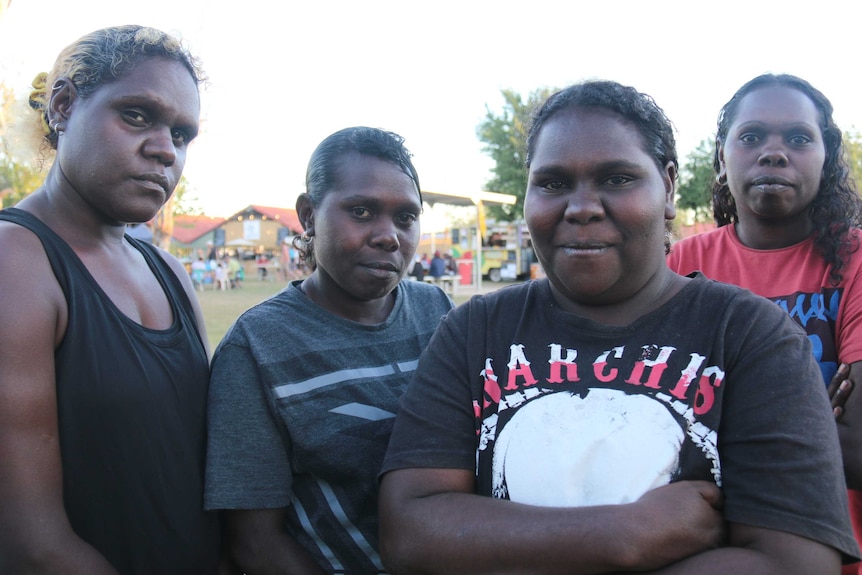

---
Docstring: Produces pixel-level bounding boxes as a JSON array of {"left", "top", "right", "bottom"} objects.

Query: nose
[
  {"left": 757, "top": 136, "right": 788, "bottom": 167},
  {"left": 564, "top": 184, "right": 605, "bottom": 224},
  {"left": 142, "top": 127, "right": 177, "bottom": 167},
  {"left": 370, "top": 219, "right": 400, "bottom": 252}
]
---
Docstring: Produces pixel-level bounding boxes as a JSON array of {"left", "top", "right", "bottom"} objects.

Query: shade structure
[
  {"left": 226, "top": 238, "right": 257, "bottom": 247},
  {"left": 420, "top": 190, "right": 518, "bottom": 291}
]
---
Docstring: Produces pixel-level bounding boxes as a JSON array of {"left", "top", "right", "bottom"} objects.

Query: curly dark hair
[
  {"left": 713, "top": 73, "right": 861, "bottom": 285},
  {"left": 525, "top": 80, "right": 678, "bottom": 253}
]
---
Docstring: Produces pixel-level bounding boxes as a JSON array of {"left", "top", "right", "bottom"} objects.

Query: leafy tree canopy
[
  {"left": 0, "top": 83, "right": 47, "bottom": 207},
  {"left": 171, "top": 176, "right": 204, "bottom": 216},
  {"left": 675, "top": 137, "right": 717, "bottom": 223},
  {"left": 844, "top": 130, "right": 862, "bottom": 189},
  {"left": 476, "top": 87, "right": 555, "bottom": 222}
]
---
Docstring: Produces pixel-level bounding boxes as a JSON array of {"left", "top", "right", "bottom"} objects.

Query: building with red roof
[
  {"left": 172, "top": 214, "right": 226, "bottom": 249},
  {"left": 218, "top": 205, "right": 303, "bottom": 253},
  {"left": 125, "top": 205, "right": 303, "bottom": 262}
]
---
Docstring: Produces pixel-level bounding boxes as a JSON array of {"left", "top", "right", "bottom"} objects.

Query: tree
[
  {"left": 0, "top": 153, "right": 46, "bottom": 208},
  {"left": 675, "top": 137, "right": 717, "bottom": 224},
  {"left": 171, "top": 176, "right": 204, "bottom": 216},
  {"left": 0, "top": 83, "right": 47, "bottom": 207},
  {"left": 152, "top": 176, "right": 204, "bottom": 250},
  {"left": 476, "top": 87, "right": 555, "bottom": 223},
  {"left": 844, "top": 130, "right": 862, "bottom": 190}
]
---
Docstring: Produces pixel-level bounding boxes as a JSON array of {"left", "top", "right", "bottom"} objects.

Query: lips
[
  {"left": 134, "top": 173, "right": 170, "bottom": 193},
  {"left": 561, "top": 240, "right": 612, "bottom": 250},
  {"left": 751, "top": 175, "right": 793, "bottom": 187},
  {"left": 364, "top": 261, "right": 399, "bottom": 273}
]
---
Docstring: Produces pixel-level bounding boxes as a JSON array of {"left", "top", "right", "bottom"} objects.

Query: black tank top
[{"left": 0, "top": 208, "right": 219, "bottom": 574}]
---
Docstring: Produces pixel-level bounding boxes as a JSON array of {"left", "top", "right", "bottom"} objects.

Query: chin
[
  {"left": 117, "top": 200, "right": 165, "bottom": 224},
  {"left": 355, "top": 283, "right": 399, "bottom": 303}
]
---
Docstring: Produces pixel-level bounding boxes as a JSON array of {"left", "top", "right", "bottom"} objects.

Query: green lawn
[
  {"left": 197, "top": 279, "right": 287, "bottom": 350},
  {"left": 197, "top": 278, "right": 484, "bottom": 350}
]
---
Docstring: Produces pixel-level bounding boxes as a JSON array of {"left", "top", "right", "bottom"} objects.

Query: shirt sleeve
[
  {"left": 204, "top": 337, "right": 294, "bottom": 510},
  {"left": 718, "top": 296, "right": 860, "bottom": 560},
  {"left": 381, "top": 304, "right": 478, "bottom": 477},
  {"left": 838, "top": 247, "right": 862, "bottom": 364}
]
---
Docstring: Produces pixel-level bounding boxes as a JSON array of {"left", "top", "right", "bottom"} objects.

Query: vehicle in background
[{"left": 481, "top": 221, "right": 537, "bottom": 282}]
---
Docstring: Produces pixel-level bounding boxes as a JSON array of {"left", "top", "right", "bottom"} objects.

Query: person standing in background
[
  {"left": 215, "top": 261, "right": 229, "bottom": 290},
  {"left": 428, "top": 250, "right": 446, "bottom": 278},
  {"left": 409, "top": 255, "right": 425, "bottom": 281},
  {"left": 226, "top": 254, "right": 242, "bottom": 288},
  {"left": 192, "top": 256, "right": 207, "bottom": 291}
]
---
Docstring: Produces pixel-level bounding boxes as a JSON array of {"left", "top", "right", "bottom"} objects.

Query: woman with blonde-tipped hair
[{"left": 0, "top": 26, "right": 220, "bottom": 574}]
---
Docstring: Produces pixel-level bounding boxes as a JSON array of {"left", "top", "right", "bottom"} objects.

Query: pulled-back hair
[
  {"left": 28, "top": 25, "right": 204, "bottom": 150},
  {"left": 526, "top": 80, "right": 678, "bottom": 253},
  {"left": 713, "top": 74, "right": 861, "bottom": 284},
  {"left": 526, "top": 80, "right": 678, "bottom": 174},
  {"left": 295, "top": 126, "right": 421, "bottom": 269}
]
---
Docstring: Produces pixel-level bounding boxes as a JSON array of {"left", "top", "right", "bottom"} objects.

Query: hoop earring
[
  {"left": 301, "top": 231, "right": 313, "bottom": 244},
  {"left": 715, "top": 174, "right": 727, "bottom": 186}
]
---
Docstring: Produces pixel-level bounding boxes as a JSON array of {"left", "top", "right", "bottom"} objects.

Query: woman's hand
[{"left": 827, "top": 363, "right": 853, "bottom": 421}]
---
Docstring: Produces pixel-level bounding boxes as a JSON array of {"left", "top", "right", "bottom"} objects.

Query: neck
[
  {"left": 16, "top": 187, "right": 128, "bottom": 250},
  {"left": 300, "top": 273, "right": 395, "bottom": 325},
  {"left": 550, "top": 267, "right": 686, "bottom": 327},
  {"left": 734, "top": 213, "right": 814, "bottom": 250}
]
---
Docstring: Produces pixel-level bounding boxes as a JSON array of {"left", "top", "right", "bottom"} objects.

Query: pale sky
[{"left": 2, "top": 0, "right": 861, "bottom": 219}]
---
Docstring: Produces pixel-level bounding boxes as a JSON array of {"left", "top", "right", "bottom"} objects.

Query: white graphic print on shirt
[{"left": 476, "top": 341, "right": 722, "bottom": 507}]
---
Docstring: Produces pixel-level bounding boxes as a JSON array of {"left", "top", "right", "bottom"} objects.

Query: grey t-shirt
[{"left": 205, "top": 279, "right": 453, "bottom": 574}]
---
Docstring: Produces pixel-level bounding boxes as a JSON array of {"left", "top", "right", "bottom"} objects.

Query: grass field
[
  {"left": 197, "top": 278, "right": 491, "bottom": 350},
  {"left": 196, "top": 279, "right": 286, "bottom": 349}
]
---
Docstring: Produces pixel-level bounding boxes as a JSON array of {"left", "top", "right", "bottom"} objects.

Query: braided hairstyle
[{"left": 713, "top": 74, "right": 861, "bottom": 285}]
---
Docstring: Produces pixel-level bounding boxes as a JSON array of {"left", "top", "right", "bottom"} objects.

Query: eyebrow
[
  {"left": 113, "top": 94, "right": 200, "bottom": 134},
  {"left": 733, "top": 120, "right": 819, "bottom": 131},
  {"left": 531, "top": 159, "right": 647, "bottom": 174},
  {"left": 338, "top": 194, "right": 422, "bottom": 211}
]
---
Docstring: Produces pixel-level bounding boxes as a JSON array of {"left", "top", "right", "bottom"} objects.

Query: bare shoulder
[
  {"left": 0, "top": 219, "right": 66, "bottom": 440},
  {"left": 0, "top": 220, "right": 64, "bottom": 310},
  {"left": 143, "top": 241, "right": 182, "bottom": 268},
  {"left": 0, "top": 223, "right": 81, "bottom": 571},
  {"left": 0, "top": 218, "right": 47, "bottom": 256}
]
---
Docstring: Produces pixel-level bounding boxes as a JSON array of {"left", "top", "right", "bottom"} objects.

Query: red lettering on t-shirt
[
  {"left": 669, "top": 353, "right": 707, "bottom": 400},
  {"left": 694, "top": 365, "right": 724, "bottom": 415},
  {"left": 504, "top": 344, "right": 538, "bottom": 390},
  {"left": 547, "top": 343, "right": 579, "bottom": 384},
  {"left": 594, "top": 346, "right": 624, "bottom": 383},
  {"left": 481, "top": 358, "right": 502, "bottom": 409},
  {"left": 625, "top": 345, "right": 676, "bottom": 389}
]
